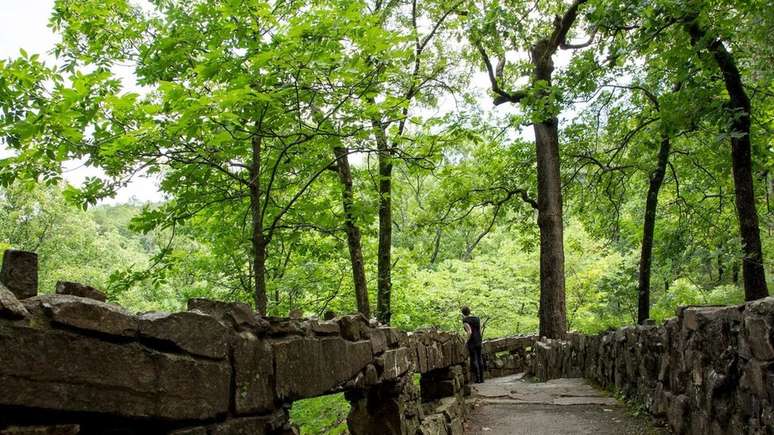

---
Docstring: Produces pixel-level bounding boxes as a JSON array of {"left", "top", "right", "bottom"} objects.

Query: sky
[{"left": 0, "top": 0, "right": 164, "bottom": 204}]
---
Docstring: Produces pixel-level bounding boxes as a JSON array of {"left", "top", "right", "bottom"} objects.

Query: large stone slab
[
  {"left": 139, "top": 311, "right": 229, "bottom": 359},
  {"left": 338, "top": 314, "right": 369, "bottom": 341},
  {"left": 0, "top": 250, "right": 37, "bottom": 299},
  {"left": 274, "top": 337, "right": 372, "bottom": 400},
  {"left": 681, "top": 305, "right": 741, "bottom": 332},
  {"left": 382, "top": 347, "right": 411, "bottom": 380},
  {"left": 0, "top": 283, "right": 28, "bottom": 319},
  {"left": 55, "top": 281, "right": 106, "bottom": 302},
  {"left": 369, "top": 327, "right": 387, "bottom": 355},
  {"left": 233, "top": 332, "right": 275, "bottom": 414},
  {"left": 187, "top": 298, "right": 265, "bottom": 333},
  {"left": 0, "top": 322, "right": 230, "bottom": 420},
  {"left": 483, "top": 336, "right": 536, "bottom": 354},
  {"left": 26, "top": 294, "right": 137, "bottom": 338},
  {"left": 743, "top": 315, "right": 774, "bottom": 361},
  {"left": 310, "top": 320, "right": 340, "bottom": 336}
]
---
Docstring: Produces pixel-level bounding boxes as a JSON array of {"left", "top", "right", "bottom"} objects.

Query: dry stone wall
[
  {"left": 481, "top": 335, "right": 536, "bottom": 378},
  {"left": 529, "top": 300, "right": 774, "bottom": 434},
  {"left": 0, "top": 250, "right": 470, "bottom": 435}
]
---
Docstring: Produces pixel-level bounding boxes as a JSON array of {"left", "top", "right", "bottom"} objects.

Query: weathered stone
[
  {"left": 209, "top": 416, "right": 270, "bottom": 435},
  {"left": 365, "top": 364, "right": 379, "bottom": 385},
  {"left": 266, "top": 317, "right": 306, "bottom": 336},
  {"left": 274, "top": 337, "right": 372, "bottom": 400},
  {"left": 55, "top": 281, "right": 106, "bottom": 302},
  {"left": 380, "top": 327, "right": 402, "bottom": 348},
  {"left": 0, "top": 250, "right": 37, "bottom": 299},
  {"left": 233, "top": 331, "right": 275, "bottom": 414},
  {"left": 747, "top": 297, "right": 774, "bottom": 316},
  {"left": 0, "top": 283, "right": 28, "bottom": 319},
  {"left": 369, "top": 327, "right": 387, "bottom": 355},
  {"left": 415, "top": 342, "right": 428, "bottom": 373},
  {"left": 139, "top": 311, "right": 228, "bottom": 359},
  {"left": 0, "top": 322, "right": 230, "bottom": 420},
  {"left": 682, "top": 305, "right": 741, "bottom": 332},
  {"left": 382, "top": 347, "right": 411, "bottom": 380},
  {"left": 310, "top": 320, "right": 340, "bottom": 336},
  {"left": 667, "top": 394, "right": 690, "bottom": 434},
  {"left": 483, "top": 336, "right": 535, "bottom": 354},
  {"left": 740, "top": 359, "right": 772, "bottom": 399},
  {"left": 339, "top": 314, "right": 367, "bottom": 341},
  {"left": 417, "top": 415, "right": 446, "bottom": 435},
  {"left": 0, "top": 426, "right": 80, "bottom": 435},
  {"left": 27, "top": 294, "right": 136, "bottom": 338},
  {"left": 744, "top": 315, "right": 774, "bottom": 360},
  {"left": 187, "top": 298, "right": 259, "bottom": 332}
]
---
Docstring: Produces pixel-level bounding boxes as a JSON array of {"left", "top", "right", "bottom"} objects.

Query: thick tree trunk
[
  {"left": 250, "top": 135, "right": 268, "bottom": 314},
  {"left": 476, "top": 0, "right": 588, "bottom": 338},
  {"left": 532, "top": 43, "right": 567, "bottom": 340},
  {"left": 333, "top": 146, "right": 370, "bottom": 318},
  {"left": 686, "top": 20, "right": 768, "bottom": 300},
  {"left": 373, "top": 121, "right": 392, "bottom": 324},
  {"left": 637, "top": 135, "right": 671, "bottom": 324},
  {"left": 533, "top": 119, "right": 567, "bottom": 339}
]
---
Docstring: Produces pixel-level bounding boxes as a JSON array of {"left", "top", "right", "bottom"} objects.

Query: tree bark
[
  {"left": 638, "top": 135, "right": 670, "bottom": 324},
  {"left": 249, "top": 135, "right": 268, "bottom": 314},
  {"left": 476, "top": 0, "right": 589, "bottom": 338},
  {"left": 373, "top": 120, "right": 392, "bottom": 324},
  {"left": 532, "top": 41, "right": 567, "bottom": 340},
  {"left": 685, "top": 20, "right": 768, "bottom": 300},
  {"left": 333, "top": 146, "right": 370, "bottom": 318}
]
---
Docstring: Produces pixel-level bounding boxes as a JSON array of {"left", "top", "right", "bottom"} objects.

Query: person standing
[{"left": 461, "top": 306, "right": 484, "bottom": 383}]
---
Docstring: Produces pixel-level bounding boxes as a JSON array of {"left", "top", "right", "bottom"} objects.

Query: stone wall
[
  {"left": 0, "top": 250, "right": 470, "bottom": 434},
  {"left": 529, "top": 299, "right": 774, "bottom": 434},
  {"left": 481, "top": 335, "right": 536, "bottom": 378}
]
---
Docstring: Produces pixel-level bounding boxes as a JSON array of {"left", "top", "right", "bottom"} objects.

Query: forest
[{"left": 0, "top": 0, "right": 771, "bottom": 354}]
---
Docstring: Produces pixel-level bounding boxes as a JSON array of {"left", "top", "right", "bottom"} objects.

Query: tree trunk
[
  {"left": 637, "top": 135, "right": 670, "bottom": 324},
  {"left": 333, "top": 146, "right": 370, "bottom": 318},
  {"left": 250, "top": 135, "right": 268, "bottom": 314},
  {"left": 429, "top": 227, "right": 442, "bottom": 265},
  {"left": 532, "top": 42, "right": 567, "bottom": 340},
  {"left": 373, "top": 121, "right": 393, "bottom": 324},
  {"left": 686, "top": 20, "right": 768, "bottom": 301},
  {"left": 477, "top": 0, "right": 587, "bottom": 338}
]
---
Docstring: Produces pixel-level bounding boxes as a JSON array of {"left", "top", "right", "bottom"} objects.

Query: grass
[{"left": 290, "top": 393, "right": 350, "bottom": 435}]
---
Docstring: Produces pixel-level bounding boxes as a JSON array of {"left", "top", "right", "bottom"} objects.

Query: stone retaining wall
[
  {"left": 0, "top": 250, "right": 470, "bottom": 434},
  {"left": 481, "top": 335, "right": 536, "bottom": 378},
  {"left": 529, "top": 299, "right": 774, "bottom": 434}
]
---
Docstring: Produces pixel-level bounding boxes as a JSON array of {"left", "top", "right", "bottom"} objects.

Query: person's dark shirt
[{"left": 463, "top": 315, "right": 482, "bottom": 347}]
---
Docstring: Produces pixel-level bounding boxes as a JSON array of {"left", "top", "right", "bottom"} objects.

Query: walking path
[{"left": 464, "top": 374, "right": 668, "bottom": 435}]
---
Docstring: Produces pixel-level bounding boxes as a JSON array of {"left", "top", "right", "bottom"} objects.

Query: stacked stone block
[
  {"left": 0, "top": 250, "right": 471, "bottom": 435},
  {"left": 481, "top": 335, "right": 536, "bottom": 378},
  {"left": 529, "top": 300, "right": 774, "bottom": 434}
]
